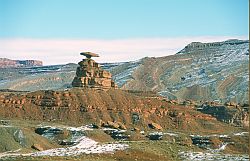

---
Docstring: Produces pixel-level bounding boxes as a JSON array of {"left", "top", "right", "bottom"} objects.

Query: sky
[{"left": 0, "top": 0, "right": 249, "bottom": 65}]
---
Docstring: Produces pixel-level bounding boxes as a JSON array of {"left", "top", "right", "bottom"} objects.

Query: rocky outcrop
[
  {"left": 104, "top": 129, "right": 130, "bottom": 140},
  {"left": 100, "top": 120, "right": 127, "bottom": 130},
  {"left": 0, "top": 58, "right": 43, "bottom": 68},
  {"left": 148, "top": 122, "right": 163, "bottom": 130},
  {"left": 198, "top": 103, "right": 249, "bottom": 127},
  {"left": 72, "top": 52, "right": 117, "bottom": 90},
  {"left": 147, "top": 132, "right": 163, "bottom": 140},
  {"left": 31, "top": 144, "right": 44, "bottom": 151},
  {"left": 0, "top": 88, "right": 239, "bottom": 133}
]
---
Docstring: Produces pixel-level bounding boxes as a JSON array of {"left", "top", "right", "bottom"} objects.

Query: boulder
[
  {"left": 104, "top": 129, "right": 130, "bottom": 140},
  {"left": 169, "top": 100, "right": 178, "bottom": 104},
  {"left": 57, "top": 129, "right": 70, "bottom": 140},
  {"left": 117, "top": 122, "right": 127, "bottom": 130},
  {"left": 225, "top": 102, "right": 237, "bottom": 107},
  {"left": 132, "top": 127, "right": 140, "bottom": 131},
  {"left": 147, "top": 132, "right": 163, "bottom": 140},
  {"left": 31, "top": 144, "right": 44, "bottom": 151},
  {"left": 107, "top": 121, "right": 120, "bottom": 129},
  {"left": 148, "top": 122, "right": 163, "bottom": 130}
]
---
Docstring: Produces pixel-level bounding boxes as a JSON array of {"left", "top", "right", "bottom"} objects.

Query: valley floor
[{"left": 0, "top": 119, "right": 248, "bottom": 161}]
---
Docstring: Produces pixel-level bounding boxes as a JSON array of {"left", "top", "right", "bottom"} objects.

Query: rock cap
[{"left": 80, "top": 52, "right": 100, "bottom": 58}]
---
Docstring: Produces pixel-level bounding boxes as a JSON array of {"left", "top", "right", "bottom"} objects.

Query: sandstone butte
[{"left": 72, "top": 52, "right": 117, "bottom": 90}]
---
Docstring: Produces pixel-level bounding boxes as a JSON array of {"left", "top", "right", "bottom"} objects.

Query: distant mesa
[
  {"left": 0, "top": 58, "right": 43, "bottom": 68},
  {"left": 72, "top": 52, "right": 117, "bottom": 90},
  {"left": 177, "top": 39, "right": 249, "bottom": 54}
]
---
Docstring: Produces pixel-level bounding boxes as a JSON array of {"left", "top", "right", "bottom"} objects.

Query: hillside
[
  {"left": 0, "top": 88, "right": 248, "bottom": 160},
  {"left": 111, "top": 39, "right": 249, "bottom": 104},
  {"left": 0, "top": 39, "right": 248, "bottom": 104},
  {"left": 0, "top": 88, "right": 248, "bottom": 130}
]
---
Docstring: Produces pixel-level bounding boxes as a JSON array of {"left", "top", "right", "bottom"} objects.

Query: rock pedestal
[{"left": 72, "top": 52, "right": 117, "bottom": 90}]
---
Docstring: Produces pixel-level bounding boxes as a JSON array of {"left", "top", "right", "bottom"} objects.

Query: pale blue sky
[
  {"left": 0, "top": 0, "right": 248, "bottom": 39},
  {"left": 0, "top": 0, "right": 248, "bottom": 64}
]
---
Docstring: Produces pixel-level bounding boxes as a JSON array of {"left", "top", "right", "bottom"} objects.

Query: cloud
[{"left": 0, "top": 36, "right": 248, "bottom": 65}]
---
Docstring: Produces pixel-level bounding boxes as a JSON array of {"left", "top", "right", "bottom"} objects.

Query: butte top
[{"left": 72, "top": 52, "right": 117, "bottom": 90}]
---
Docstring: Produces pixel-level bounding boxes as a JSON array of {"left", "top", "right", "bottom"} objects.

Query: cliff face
[
  {"left": 198, "top": 103, "right": 249, "bottom": 128},
  {"left": 0, "top": 58, "right": 43, "bottom": 68}
]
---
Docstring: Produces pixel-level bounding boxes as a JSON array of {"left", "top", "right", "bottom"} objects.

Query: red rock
[
  {"left": 31, "top": 144, "right": 44, "bottom": 151},
  {"left": 72, "top": 52, "right": 117, "bottom": 90},
  {"left": 148, "top": 122, "right": 163, "bottom": 130}
]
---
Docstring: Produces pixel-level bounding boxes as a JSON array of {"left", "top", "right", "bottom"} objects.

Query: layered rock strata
[{"left": 72, "top": 52, "right": 117, "bottom": 90}]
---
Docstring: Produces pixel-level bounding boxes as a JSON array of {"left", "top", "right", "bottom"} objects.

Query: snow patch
[
  {"left": 0, "top": 125, "right": 129, "bottom": 159},
  {"left": 233, "top": 132, "right": 249, "bottom": 136},
  {"left": 179, "top": 151, "right": 249, "bottom": 161},
  {"left": 31, "top": 136, "right": 128, "bottom": 156}
]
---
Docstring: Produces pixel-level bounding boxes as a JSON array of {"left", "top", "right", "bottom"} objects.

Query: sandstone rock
[
  {"left": 230, "top": 102, "right": 237, "bottom": 107},
  {"left": 15, "top": 105, "right": 22, "bottom": 109},
  {"left": 63, "top": 93, "right": 70, "bottom": 97},
  {"left": 225, "top": 102, "right": 237, "bottom": 107},
  {"left": 58, "top": 129, "right": 70, "bottom": 140},
  {"left": 3, "top": 99, "right": 9, "bottom": 103},
  {"left": 242, "top": 113, "right": 249, "bottom": 127},
  {"left": 183, "top": 99, "right": 195, "bottom": 105},
  {"left": 200, "top": 104, "right": 249, "bottom": 127},
  {"left": 148, "top": 122, "right": 163, "bottom": 130},
  {"left": 169, "top": 100, "right": 178, "bottom": 104},
  {"left": 31, "top": 144, "right": 44, "bottom": 151},
  {"left": 107, "top": 121, "right": 120, "bottom": 129},
  {"left": 132, "top": 127, "right": 140, "bottom": 131},
  {"left": 80, "top": 52, "right": 99, "bottom": 58},
  {"left": 117, "top": 122, "right": 127, "bottom": 130},
  {"left": 72, "top": 52, "right": 117, "bottom": 90},
  {"left": 20, "top": 99, "right": 25, "bottom": 104},
  {"left": 99, "top": 120, "right": 106, "bottom": 127}
]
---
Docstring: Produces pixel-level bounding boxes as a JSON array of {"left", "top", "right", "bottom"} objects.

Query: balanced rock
[
  {"left": 80, "top": 52, "right": 99, "bottom": 58},
  {"left": 72, "top": 52, "right": 117, "bottom": 90}
]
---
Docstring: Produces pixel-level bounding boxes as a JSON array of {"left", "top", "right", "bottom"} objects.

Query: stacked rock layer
[{"left": 72, "top": 54, "right": 117, "bottom": 90}]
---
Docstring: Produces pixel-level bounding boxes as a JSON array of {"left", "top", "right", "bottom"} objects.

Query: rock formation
[{"left": 72, "top": 52, "right": 117, "bottom": 90}]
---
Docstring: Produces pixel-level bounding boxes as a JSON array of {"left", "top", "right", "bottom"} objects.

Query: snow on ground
[
  {"left": 31, "top": 136, "right": 128, "bottom": 156},
  {"left": 190, "top": 134, "right": 230, "bottom": 138},
  {"left": 178, "top": 151, "right": 249, "bottom": 161},
  {"left": 164, "top": 132, "right": 179, "bottom": 137},
  {"left": 180, "top": 131, "right": 249, "bottom": 161},
  {"left": 233, "top": 132, "right": 249, "bottom": 136},
  {"left": 0, "top": 125, "right": 129, "bottom": 159}
]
